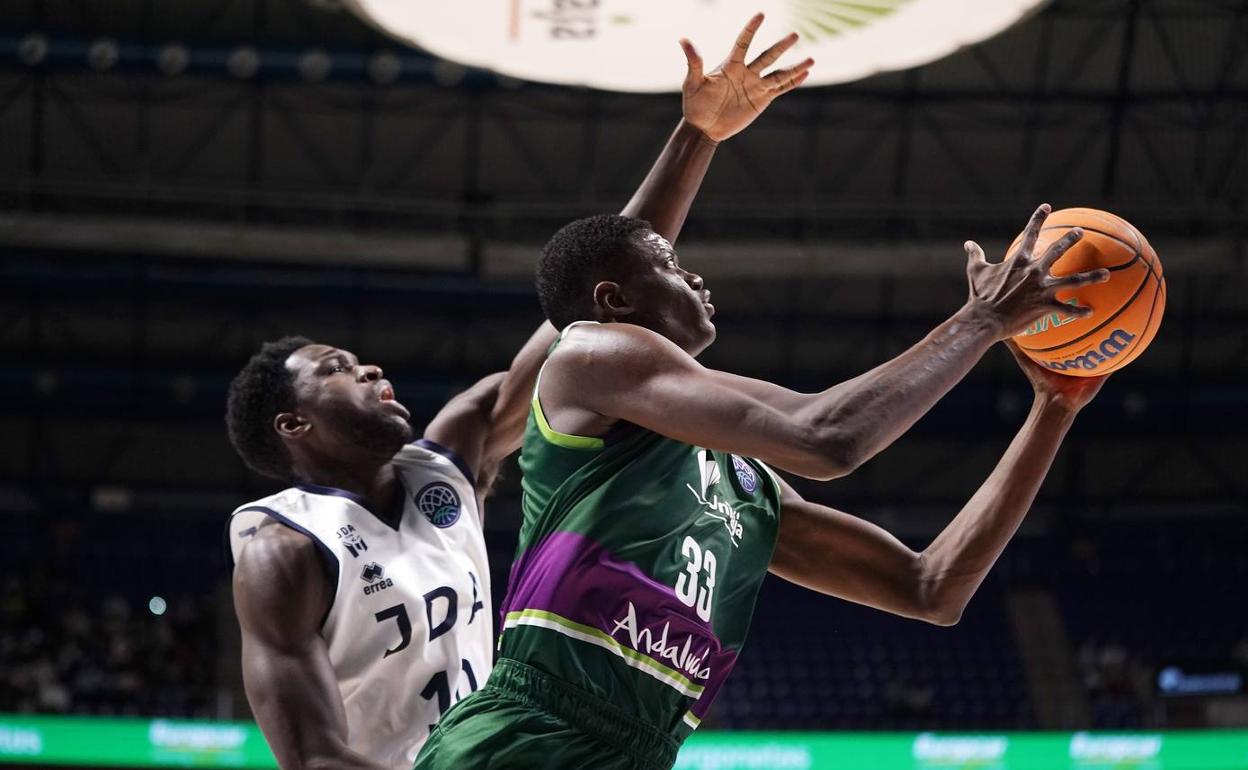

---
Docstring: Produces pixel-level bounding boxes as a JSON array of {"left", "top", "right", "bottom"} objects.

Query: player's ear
[
  {"left": 592, "top": 280, "right": 635, "bottom": 320},
  {"left": 274, "top": 411, "right": 312, "bottom": 440}
]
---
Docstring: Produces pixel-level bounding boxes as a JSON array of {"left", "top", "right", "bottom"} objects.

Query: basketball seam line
[
  {"left": 1035, "top": 224, "right": 1141, "bottom": 271},
  {"left": 1098, "top": 272, "right": 1165, "bottom": 374},
  {"left": 1020, "top": 270, "right": 1157, "bottom": 354}
]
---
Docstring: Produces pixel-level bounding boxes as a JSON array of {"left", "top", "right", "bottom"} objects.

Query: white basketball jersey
[{"left": 228, "top": 440, "right": 492, "bottom": 770}]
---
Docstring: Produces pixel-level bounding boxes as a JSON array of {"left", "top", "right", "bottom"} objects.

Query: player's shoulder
[
  {"left": 554, "top": 321, "right": 686, "bottom": 376},
  {"left": 394, "top": 439, "right": 476, "bottom": 490},
  {"left": 233, "top": 518, "right": 321, "bottom": 583},
  {"left": 230, "top": 486, "right": 304, "bottom": 520},
  {"left": 227, "top": 486, "right": 330, "bottom": 571}
]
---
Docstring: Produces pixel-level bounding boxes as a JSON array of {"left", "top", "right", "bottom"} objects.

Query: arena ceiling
[
  {"left": 0, "top": 1, "right": 1244, "bottom": 521},
  {"left": 0, "top": 0, "right": 1244, "bottom": 276}
]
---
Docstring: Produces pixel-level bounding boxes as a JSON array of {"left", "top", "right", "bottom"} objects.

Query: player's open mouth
[
  {"left": 700, "top": 291, "right": 714, "bottom": 318},
  {"left": 377, "top": 382, "right": 396, "bottom": 402}
]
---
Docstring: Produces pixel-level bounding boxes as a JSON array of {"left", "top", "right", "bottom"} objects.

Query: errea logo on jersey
[
  {"left": 361, "top": 562, "right": 394, "bottom": 596},
  {"left": 688, "top": 450, "right": 744, "bottom": 547}
]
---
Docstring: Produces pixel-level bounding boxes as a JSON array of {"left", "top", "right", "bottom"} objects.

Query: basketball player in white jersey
[{"left": 224, "top": 16, "right": 813, "bottom": 770}]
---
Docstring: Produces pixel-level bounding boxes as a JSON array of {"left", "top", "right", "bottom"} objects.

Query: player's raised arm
[
  {"left": 543, "top": 205, "right": 1109, "bottom": 480},
  {"left": 233, "top": 525, "right": 388, "bottom": 770},
  {"left": 622, "top": 12, "right": 813, "bottom": 241},
  {"left": 422, "top": 15, "right": 813, "bottom": 492},
  {"left": 767, "top": 342, "right": 1107, "bottom": 625}
]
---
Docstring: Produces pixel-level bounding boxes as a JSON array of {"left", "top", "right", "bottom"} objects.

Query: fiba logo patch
[
  {"left": 731, "top": 456, "right": 758, "bottom": 494},
  {"left": 417, "top": 482, "right": 461, "bottom": 528}
]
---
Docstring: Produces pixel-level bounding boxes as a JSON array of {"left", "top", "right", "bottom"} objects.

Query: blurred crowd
[{"left": 0, "top": 515, "right": 219, "bottom": 718}]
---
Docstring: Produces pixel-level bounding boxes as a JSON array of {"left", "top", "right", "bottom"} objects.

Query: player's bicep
[
  {"left": 586, "top": 353, "right": 825, "bottom": 476},
  {"left": 233, "top": 530, "right": 349, "bottom": 768},
  {"left": 768, "top": 478, "right": 929, "bottom": 621}
]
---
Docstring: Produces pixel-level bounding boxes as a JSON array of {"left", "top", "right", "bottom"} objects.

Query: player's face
[
  {"left": 621, "top": 231, "right": 716, "bottom": 356},
  {"left": 284, "top": 345, "right": 413, "bottom": 458}
]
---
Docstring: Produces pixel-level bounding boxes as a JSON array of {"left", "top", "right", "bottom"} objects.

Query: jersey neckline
[{"left": 296, "top": 476, "right": 407, "bottom": 531}]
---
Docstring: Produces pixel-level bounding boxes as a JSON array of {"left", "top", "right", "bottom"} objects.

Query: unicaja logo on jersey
[
  {"left": 417, "top": 482, "right": 461, "bottom": 528},
  {"left": 689, "top": 450, "right": 744, "bottom": 547}
]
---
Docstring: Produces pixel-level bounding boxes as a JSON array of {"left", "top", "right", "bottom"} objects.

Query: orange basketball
[{"left": 1010, "top": 207, "right": 1166, "bottom": 377}]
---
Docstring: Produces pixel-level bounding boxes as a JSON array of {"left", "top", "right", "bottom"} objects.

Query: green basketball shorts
[{"left": 413, "top": 658, "right": 679, "bottom": 770}]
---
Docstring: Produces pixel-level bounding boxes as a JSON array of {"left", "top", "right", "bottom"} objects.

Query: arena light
[
  {"left": 156, "top": 42, "right": 190, "bottom": 76},
  {"left": 366, "top": 50, "right": 402, "bottom": 84},
  {"left": 16, "top": 33, "right": 48, "bottom": 66},
  {"left": 431, "top": 59, "right": 467, "bottom": 88},
  {"left": 227, "top": 46, "right": 261, "bottom": 80},
  {"left": 86, "top": 37, "right": 120, "bottom": 72},
  {"left": 339, "top": 0, "right": 1048, "bottom": 92},
  {"left": 297, "top": 48, "right": 333, "bottom": 82}
]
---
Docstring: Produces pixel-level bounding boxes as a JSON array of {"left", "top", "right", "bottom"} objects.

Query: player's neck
[{"left": 294, "top": 458, "right": 400, "bottom": 517}]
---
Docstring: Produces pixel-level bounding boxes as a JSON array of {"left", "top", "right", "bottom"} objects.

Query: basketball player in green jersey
[{"left": 414, "top": 23, "right": 1111, "bottom": 770}]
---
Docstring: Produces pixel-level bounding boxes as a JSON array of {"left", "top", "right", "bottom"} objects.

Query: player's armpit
[
  {"left": 482, "top": 322, "right": 559, "bottom": 472},
  {"left": 422, "top": 323, "right": 558, "bottom": 496},
  {"left": 765, "top": 476, "right": 954, "bottom": 626},
  {"left": 233, "top": 526, "right": 386, "bottom": 770},
  {"left": 421, "top": 372, "right": 506, "bottom": 490}
]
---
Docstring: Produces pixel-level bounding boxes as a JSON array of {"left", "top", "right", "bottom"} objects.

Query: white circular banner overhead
[{"left": 342, "top": 0, "right": 1049, "bottom": 93}]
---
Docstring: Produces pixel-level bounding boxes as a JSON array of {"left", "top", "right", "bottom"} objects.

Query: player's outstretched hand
[
  {"left": 964, "top": 203, "right": 1111, "bottom": 340},
  {"left": 1005, "top": 339, "right": 1108, "bottom": 413},
  {"left": 680, "top": 13, "right": 814, "bottom": 143}
]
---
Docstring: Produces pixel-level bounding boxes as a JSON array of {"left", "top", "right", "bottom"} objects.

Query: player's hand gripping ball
[{"left": 1011, "top": 208, "right": 1166, "bottom": 377}]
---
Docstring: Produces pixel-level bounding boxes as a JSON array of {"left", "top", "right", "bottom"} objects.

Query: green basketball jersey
[{"left": 497, "top": 322, "right": 784, "bottom": 741}]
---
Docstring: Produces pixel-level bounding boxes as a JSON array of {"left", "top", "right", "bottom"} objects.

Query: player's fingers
[
  {"left": 1052, "top": 267, "right": 1110, "bottom": 290},
  {"left": 965, "top": 240, "right": 988, "bottom": 267},
  {"left": 1018, "top": 203, "right": 1052, "bottom": 260},
  {"left": 1049, "top": 298, "right": 1094, "bottom": 318},
  {"left": 749, "top": 31, "right": 798, "bottom": 72},
  {"left": 764, "top": 57, "right": 814, "bottom": 89},
  {"left": 1039, "top": 228, "right": 1084, "bottom": 270},
  {"left": 680, "top": 38, "right": 703, "bottom": 83},
  {"left": 730, "top": 13, "right": 765, "bottom": 64},
  {"left": 771, "top": 68, "right": 810, "bottom": 96}
]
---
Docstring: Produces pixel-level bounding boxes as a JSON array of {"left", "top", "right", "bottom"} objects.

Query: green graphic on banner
[
  {"left": 789, "top": 0, "right": 912, "bottom": 42},
  {"left": 0, "top": 716, "right": 275, "bottom": 767},
  {"left": 2, "top": 715, "right": 1247, "bottom": 769}
]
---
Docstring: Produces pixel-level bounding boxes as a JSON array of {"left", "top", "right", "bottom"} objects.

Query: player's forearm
[
  {"left": 913, "top": 396, "right": 1077, "bottom": 625},
  {"left": 619, "top": 119, "right": 718, "bottom": 243},
  {"left": 803, "top": 304, "right": 999, "bottom": 476},
  {"left": 247, "top": 671, "right": 387, "bottom": 770},
  {"left": 488, "top": 322, "right": 558, "bottom": 456},
  {"left": 251, "top": 692, "right": 386, "bottom": 770}
]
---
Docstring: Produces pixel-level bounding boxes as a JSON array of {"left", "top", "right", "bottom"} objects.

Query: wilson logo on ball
[{"left": 1042, "top": 329, "right": 1136, "bottom": 373}]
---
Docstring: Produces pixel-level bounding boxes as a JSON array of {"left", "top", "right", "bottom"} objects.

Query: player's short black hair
[
  {"left": 536, "top": 214, "right": 652, "bottom": 330},
  {"left": 226, "top": 336, "right": 314, "bottom": 481}
]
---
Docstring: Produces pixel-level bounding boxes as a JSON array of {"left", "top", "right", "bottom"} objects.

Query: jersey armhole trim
[
  {"left": 531, "top": 355, "right": 605, "bottom": 452},
  {"left": 235, "top": 505, "right": 339, "bottom": 630},
  {"left": 412, "top": 438, "right": 477, "bottom": 489},
  {"left": 532, "top": 393, "right": 606, "bottom": 451}
]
